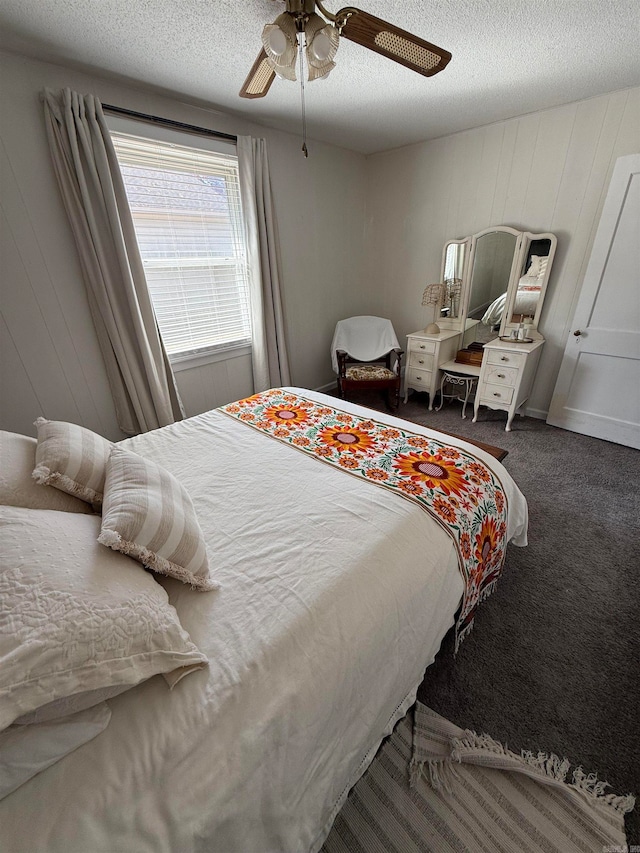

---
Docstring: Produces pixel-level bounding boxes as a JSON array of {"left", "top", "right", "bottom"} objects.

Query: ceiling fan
[{"left": 240, "top": 0, "right": 452, "bottom": 99}]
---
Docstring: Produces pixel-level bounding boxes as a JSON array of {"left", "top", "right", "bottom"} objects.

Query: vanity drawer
[
  {"left": 486, "top": 349, "right": 526, "bottom": 370},
  {"left": 408, "top": 351, "right": 434, "bottom": 371},
  {"left": 407, "top": 368, "right": 433, "bottom": 389},
  {"left": 481, "top": 383, "right": 514, "bottom": 405},
  {"left": 408, "top": 339, "right": 436, "bottom": 356},
  {"left": 485, "top": 365, "right": 519, "bottom": 386}
]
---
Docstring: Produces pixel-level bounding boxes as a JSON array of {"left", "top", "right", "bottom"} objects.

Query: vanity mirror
[
  {"left": 436, "top": 239, "right": 470, "bottom": 329},
  {"left": 500, "top": 232, "right": 557, "bottom": 336},
  {"left": 463, "top": 227, "right": 520, "bottom": 344},
  {"left": 455, "top": 226, "right": 557, "bottom": 344}
]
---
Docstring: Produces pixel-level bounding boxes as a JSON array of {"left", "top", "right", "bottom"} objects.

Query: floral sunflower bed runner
[{"left": 221, "top": 389, "right": 508, "bottom": 651}]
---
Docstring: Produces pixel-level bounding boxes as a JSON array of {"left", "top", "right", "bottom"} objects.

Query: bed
[{"left": 0, "top": 388, "right": 528, "bottom": 853}]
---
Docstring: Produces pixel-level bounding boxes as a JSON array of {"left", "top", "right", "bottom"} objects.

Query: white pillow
[
  {"left": 0, "top": 431, "right": 92, "bottom": 513},
  {"left": 32, "top": 418, "right": 113, "bottom": 509},
  {"left": 526, "top": 255, "right": 549, "bottom": 279},
  {"left": 0, "top": 506, "right": 208, "bottom": 731},
  {"left": 99, "top": 446, "right": 218, "bottom": 592},
  {"left": 0, "top": 704, "right": 111, "bottom": 801}
]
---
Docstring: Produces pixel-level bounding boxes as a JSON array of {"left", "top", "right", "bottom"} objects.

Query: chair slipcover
[{"left": 331, "top": 317, "right": 401, "bottom": 373}]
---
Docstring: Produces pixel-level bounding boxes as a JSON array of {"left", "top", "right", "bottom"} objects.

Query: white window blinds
[{"left": 111, "top": 132, "right": 251, "bottom": 359}]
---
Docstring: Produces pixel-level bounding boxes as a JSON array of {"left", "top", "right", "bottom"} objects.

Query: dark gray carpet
[{"left": 332, "top": 387, "right": 640, "bottom": 844}]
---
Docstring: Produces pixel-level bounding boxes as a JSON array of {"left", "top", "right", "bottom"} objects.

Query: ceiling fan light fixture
[
  {"left": 240, "top": 4, "right": 452, "bottom": 102},
  {"left": 307, "top": 59, "right": 336, "bottom": 81},
  {"left": 266, "top": 28, "right": 289, "bottom": 58},
  {"left": 304, "top": 14, "right": 339, "bottom": 80},
  {"left": 308, "top": 63, "right": 335, "bottom": 81},
  {"left": 310, "top": 31, "right": 331, "bottom": 62},
  {"left": 273, "top": 64, "right": 298, "bottom": 82},
  {"left": 262, "top": 13, "right": 298, "bottom": 80}
]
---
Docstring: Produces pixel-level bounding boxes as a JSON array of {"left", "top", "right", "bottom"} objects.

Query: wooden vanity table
[{"left": 405, "top": 225, "right": 557, "bottom": 430}]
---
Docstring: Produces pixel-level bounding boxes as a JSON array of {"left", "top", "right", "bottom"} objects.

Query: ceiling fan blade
[
  {"left": 239, "top": 50, "right": 276, "bottom": 99},
  {"left": 338, "top": 9, "right": 451, "bottom": 77}
]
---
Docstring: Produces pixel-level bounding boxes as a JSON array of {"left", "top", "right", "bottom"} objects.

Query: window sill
[{"left": 170, "top": 344, "right": 252, "bottom": 373}]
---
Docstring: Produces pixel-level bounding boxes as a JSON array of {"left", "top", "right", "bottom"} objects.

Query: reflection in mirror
[
  {"left": 444, "top": 277, "right": 463, "bottom": 319},
  {"left": 507, "top": 238, "right": 552, "bottom": 325},
  {"left": 467, "top": 231, "right": 517, "bottom": 342},
  {"left": 441, "top": 242, "right": 466, "bottom": 319},
  {"left": 440, "top": 227, "right": 557, "bottom": 346}
]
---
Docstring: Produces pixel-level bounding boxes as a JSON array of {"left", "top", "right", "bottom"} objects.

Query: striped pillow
[
  {"left": 98, "top": 446, "right": 217, "bottom": 591},
  {"left": 1, "top": 431, "right": 93, "bottom": 513},
  {"left": 32, "top": 419, "right": 113, "bottom": 509}
]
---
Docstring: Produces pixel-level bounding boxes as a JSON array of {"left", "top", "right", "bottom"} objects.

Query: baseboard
[
  {"left": 522, "top": 406, "right": 548, "bottom": 421},
  {"left": 314, "top": 380, "right": 338, "bottom": 393}
]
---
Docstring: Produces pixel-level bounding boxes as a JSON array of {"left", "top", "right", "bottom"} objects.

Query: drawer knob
[
  {"left": 493, "top": 392, "right": 501, "bottom": 397},
  {"left": 497, "top": 373, "right": 505, "bottom": 378},
  {"left": 416, "top": 375, "right": 422, "bottom": 380},
  {"left": 419, "top": 345, "right": 426, "bottom": 350},
  {"left": 500, "top": 356, "right": 508, "bottom": 362},
  {"left": 418, "top": 359, "right": 424, "bottom": 364}
]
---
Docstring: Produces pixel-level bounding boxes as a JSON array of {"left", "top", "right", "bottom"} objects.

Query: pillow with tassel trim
[
  {"left": 32, "top": 418, "right": 112, "bottom": 509},
  {"left": 1, "top": 431, "right": 92, "bottom": 513},
  {"left": 99, "top": 446, "right": 218, "bottom": 592}
]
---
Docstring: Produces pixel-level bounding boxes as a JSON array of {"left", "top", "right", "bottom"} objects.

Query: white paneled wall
[
  {"left": 173, "top": 353, "right": 254, "bottom": 418},
  {"left": 366, "top": 87, "right": 640, "bottom": 417}
]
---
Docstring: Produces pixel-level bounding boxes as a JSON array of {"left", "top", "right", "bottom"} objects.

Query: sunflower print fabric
[{"left": 221, "top": 389, "right": 508, "bottom": 651}]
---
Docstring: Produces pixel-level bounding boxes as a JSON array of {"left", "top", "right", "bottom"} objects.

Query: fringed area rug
[{"left": 321, "top": 703, "right": 635, "bottom": 853}]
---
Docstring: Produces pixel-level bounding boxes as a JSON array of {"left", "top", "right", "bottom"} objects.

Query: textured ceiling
[{"left": 1, "top": 0, "right": 639, "bottom": 154}]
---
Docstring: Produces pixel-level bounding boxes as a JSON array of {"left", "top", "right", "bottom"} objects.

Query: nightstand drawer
[
  {"left": 481, "top": 383, "right": 514, "bottom": 405},
  {"left": 407, "top": 368, "right": 433, "bottom": 389},
  {"left": 486, "top": 349, "right": 526, "bottom": 369},
  {"left": 408, "top": 339, "right": 436, "bottom": 356},
  {"left": 485, "top": 365, "right": 519, "bottom": 386},
  {"left": 408, "top": 351, "right": 434, "bottom": 371}
]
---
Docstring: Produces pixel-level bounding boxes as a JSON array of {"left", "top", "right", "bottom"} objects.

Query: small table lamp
[{"left": 422, "top": 282, "right": 447, "bottom": 334}]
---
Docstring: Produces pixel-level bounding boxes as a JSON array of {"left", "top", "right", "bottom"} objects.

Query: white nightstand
[
  {"left": 404, "top": 329, "right": 462, "bottom": 409},
  {"left": 473, "top": 338, "right": 544, "bottom": 430}
]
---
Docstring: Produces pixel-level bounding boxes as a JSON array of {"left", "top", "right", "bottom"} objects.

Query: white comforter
[
  {"left": 481, "top": 275, "right": 542, "bottom": 326},
  {"left": 0, "top": 389, "right": 528, "bottom": 853}
]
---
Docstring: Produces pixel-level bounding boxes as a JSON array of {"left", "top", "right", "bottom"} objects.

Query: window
[{"left": 110, "top": 126, "right": 251, "bottom": 363}]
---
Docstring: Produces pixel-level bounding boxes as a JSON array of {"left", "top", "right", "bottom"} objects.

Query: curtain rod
[{"left": 102, "top": 103, "right": 237, "bottom": 143}]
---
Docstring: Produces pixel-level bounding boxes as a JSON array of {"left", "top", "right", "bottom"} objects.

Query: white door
[{"left": 547, "top": 154, "right": 640, "bottom": 449}]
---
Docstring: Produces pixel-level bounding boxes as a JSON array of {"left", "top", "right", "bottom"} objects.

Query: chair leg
[{"left": 389, "top": 380, "right": 400, "bottom": 410}]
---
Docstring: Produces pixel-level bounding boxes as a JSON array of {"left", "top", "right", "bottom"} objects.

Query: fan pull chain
[{"left": 298, "top": 34, "right": 308, "bottom": 157}]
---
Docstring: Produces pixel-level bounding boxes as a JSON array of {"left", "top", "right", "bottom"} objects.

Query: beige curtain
[
  {"left": 237, "top": 136, "right": 291, "bottom": 391},
  {"left": 43, "top": 88, "right": 184, "bottom": 435}
]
